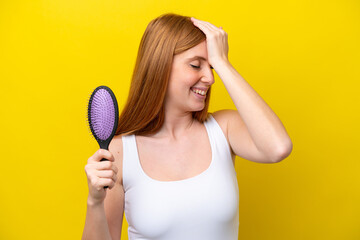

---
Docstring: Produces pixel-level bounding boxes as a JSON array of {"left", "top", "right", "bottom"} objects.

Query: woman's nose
[{"left": 201, "top": 67, "right": 215, "bottom": 85}]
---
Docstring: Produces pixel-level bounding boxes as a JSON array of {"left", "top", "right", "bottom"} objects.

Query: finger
[
  {"left": 193, "top": 19, "right": 227, "bottom": 41},
  {"left": 191, "top": 17, "right": 213, "bottom": 35},
  {"left": 203, "top": 22, "right": 226, "bottom": 35},
  {"left": 192, "top": 17, "right": 220, "bottom": 32},
  {"left": 88, "top": 149, "right": 115, "bottom": 163},
  {"left": 89, "top": 161, "right": 118, "bottom": 175},
  {"left": 94, "top": 178, "right": 115, "bottom": 191},
  {"left": 98, "top": 149, "right": 115, "bottom": 161},
  {"left": 96, "top": 170, "right": 117, "bottom": 182},
  {"left": 94, "top": 161, "right": 113, "bottom": 170},
  {"left": 199, "top": 20, "right": 220, "bottom": 32},
  {"left": 193, "top": 20, "right": 224, "bottom": 40},
  {"left": 192, "top": 20, "right": 212, "bottom": 34}
]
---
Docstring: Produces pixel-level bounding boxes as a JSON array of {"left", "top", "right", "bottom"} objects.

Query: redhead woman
[{"left": 82, "top": 13, "right": 292, "bottom": 240}]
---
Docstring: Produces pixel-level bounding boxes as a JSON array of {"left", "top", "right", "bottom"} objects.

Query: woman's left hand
[{"left": 190, "top": 17, "right": 229, "bottom": 69}]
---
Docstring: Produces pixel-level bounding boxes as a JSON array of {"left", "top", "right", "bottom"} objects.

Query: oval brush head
[{"left": 87, "top": 86, "right": 119, "bottom": 188}]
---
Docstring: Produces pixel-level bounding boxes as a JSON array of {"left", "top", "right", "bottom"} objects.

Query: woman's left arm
[{"left": 191, "top": 17, "right": 293, "bottom": 163}]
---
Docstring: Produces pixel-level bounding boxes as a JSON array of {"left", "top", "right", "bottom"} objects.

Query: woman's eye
[
  {"left": 190, "top": 64, "right": 213, "bottom": 70},
  {"left": 190, "top": 64, "right": 200, "bottom": 69}
]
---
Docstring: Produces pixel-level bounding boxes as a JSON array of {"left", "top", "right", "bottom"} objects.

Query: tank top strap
[
  {"left": 204, "top": 114, "right": 233, "bottom": 165},
  {"left": 122, "top": 134, "right": 147, "bottom": 192}
]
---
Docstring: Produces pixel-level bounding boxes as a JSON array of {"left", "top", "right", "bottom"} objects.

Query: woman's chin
[{"left": 191, "top": 103, "right": 205, "bottom": 112}]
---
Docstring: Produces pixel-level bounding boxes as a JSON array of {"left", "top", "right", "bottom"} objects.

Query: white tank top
[{"left": 122, "top": 114, "right": 239, "bottom": 240}]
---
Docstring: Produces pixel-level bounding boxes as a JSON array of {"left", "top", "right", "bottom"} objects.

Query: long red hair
[{"left": 116, "top": 13, "right": 211, "bottom": 136}]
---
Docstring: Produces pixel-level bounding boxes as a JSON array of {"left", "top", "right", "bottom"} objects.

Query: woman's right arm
[{"left": 82, "top": 136, "right": 125, "bottom": 240}]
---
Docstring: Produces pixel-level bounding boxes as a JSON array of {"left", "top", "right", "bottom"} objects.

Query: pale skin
[{"left": 82, "top": 17, "right": 293, "bottom": 240}]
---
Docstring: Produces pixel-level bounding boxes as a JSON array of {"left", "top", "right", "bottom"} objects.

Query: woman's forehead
[{"left": 176, "top": 41, "right": 207, "bottom": 56}]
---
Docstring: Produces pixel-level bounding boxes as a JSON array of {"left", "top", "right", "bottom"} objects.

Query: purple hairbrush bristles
[
  {"left": 90, "top": 89, "right": 116, "bottom": 141},
  {"left": 87, "top": 86, "right": 119, "bottom": 150}
]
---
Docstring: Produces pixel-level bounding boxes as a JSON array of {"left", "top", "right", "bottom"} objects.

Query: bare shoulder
[
  {"left": 211, "top": 109, "right": 237, "bottom": 125},
  {"left": 108, "top": 134, "right": 124, "bottom": 185},
  {"left": 211, "top": 109, "right": 238, "bottom": 139},
  {"left": 211, "top": 109, "right": 238, "bottom": 158}
]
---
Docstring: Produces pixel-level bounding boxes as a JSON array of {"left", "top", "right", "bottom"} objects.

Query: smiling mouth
[{"left": 190, "top": 87, "right": 207, "bottom": 96}]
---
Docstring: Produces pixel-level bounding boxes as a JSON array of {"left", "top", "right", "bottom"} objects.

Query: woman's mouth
[
  {"left": 191, "top": 87, "right": 207, "bottom": 99},
  {"left": 191, "top": 87, "right": 207, "bottom": 95}
]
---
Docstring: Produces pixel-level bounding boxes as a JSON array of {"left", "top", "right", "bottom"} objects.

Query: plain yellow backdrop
[{"left": 0, "top": 0, "right": 359, "bottom": 239}]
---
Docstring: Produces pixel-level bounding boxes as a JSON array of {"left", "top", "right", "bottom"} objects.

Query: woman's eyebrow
[{"left": 186, "top": 56, "right": 207, "bottom": 61}]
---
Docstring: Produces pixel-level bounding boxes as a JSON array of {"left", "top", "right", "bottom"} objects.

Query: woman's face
[{"left": 165, "top": 41, "right": 215, "bottom": 114}]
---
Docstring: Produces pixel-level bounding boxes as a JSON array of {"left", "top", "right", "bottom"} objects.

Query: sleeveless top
[{"left": 122, "top": 114, "right": 239, "bottom": 240}]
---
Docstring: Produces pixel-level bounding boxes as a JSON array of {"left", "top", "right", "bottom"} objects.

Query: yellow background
[{"left": 0, "top": 0, "right": 359, "bottom": 239}]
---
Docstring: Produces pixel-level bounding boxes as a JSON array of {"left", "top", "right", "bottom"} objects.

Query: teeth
[{"left": 192, "top": 88, "right": 206, "bottom": 96}]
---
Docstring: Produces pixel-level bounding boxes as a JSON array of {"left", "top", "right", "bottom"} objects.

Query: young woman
[{"left": 82, "top": 13, "right": 292, "bottom": 240}]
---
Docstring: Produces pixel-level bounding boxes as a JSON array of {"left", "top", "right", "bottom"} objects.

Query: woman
[{"left": 82, "top": 13, "right": 292, "bottom": 240}]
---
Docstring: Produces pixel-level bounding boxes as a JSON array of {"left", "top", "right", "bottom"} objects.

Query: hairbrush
[{"left": 87, "top": 85, "right": 119, "bottom": 189}]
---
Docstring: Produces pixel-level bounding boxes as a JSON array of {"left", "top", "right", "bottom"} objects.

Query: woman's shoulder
[
  {"left": 109, "top": 134, "right": 124, "bottom": 158},
  {"left": 210, "top": 109, "right": 237, "bottom": 130},
  {"left": 209, "top": 110, "right": 238, "bottom": 149},
  {"left": 108, "top": 134, "right": 124, "bottom": 185}
]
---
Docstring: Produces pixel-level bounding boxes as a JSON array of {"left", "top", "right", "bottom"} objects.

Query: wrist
[
  {"left": 213, "top": 59, "right": 232, "bottom": 72},
  {"left": 87, "top": 196, "right": 104, "bottom": 207}
]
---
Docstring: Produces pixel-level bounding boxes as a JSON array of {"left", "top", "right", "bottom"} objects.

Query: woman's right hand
[{"left": 84, "top": 149, "right": 118, "bottom": 205}]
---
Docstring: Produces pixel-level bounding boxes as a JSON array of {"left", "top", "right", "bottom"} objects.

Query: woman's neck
[{"left": 151, "top": 110, "right": 196, "bottom": 141}]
